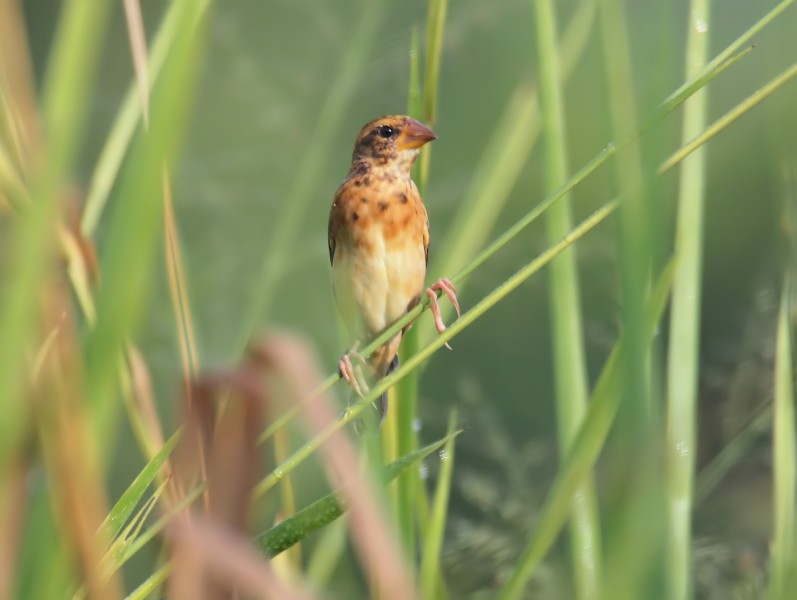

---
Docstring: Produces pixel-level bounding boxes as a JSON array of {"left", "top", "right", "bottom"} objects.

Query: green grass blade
[
  {"left": 108, "top": 483, "right": 205, "bottom": 575},
  {"left": 497, "top": 261, "right": 675, "bottom": 600},
  {"left": 419, "top": 412, "right": 458, "bottom": 600},
  {"left": 770, "top": 278, "right": 796, "bottom": 598},
  {"left": 534, "top": 0, "right": 601, "bottom": 596},
  {"left": 665, "top": 3, "right": 710, "bottom": 599},
  {"left": 256, "top": 432, "right": 460, "bottom": 557},
  {"left": 99, "top": 429, "right": 181, "bottom": 541}
]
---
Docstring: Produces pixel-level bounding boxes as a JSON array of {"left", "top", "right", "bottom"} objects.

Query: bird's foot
[
  {"left": 425, "top": 278, "right": 461, "bottom": 349},
  {"left": 338, "top": 352, "right": 369, "bottom": 397}
]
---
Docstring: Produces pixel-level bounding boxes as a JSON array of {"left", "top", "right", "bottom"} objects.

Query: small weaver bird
[{"left": 328, "top": 115, "right": 459, "bottom": 422}]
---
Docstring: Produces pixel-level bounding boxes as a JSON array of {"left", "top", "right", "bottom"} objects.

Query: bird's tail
[{"left": 376, "top": 353, "right": 400, "bottom": 421}]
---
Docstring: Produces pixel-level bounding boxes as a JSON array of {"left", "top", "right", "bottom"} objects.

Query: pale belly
[{"left": 332, "top": 236, "right": 426, "bottom": 342}]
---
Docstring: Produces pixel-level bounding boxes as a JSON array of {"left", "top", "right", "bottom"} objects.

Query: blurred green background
[{"left": 18, "top": 0, "right": 797, "bottom": 596}]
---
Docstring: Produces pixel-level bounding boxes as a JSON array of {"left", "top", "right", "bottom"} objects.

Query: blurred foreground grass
[{"left": 1, "top": 0, "right": 797, "bottom": 598}]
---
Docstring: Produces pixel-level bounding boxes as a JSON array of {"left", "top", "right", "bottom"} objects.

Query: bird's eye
[{"left": 377, "top": 125, "right": 396, "bottom": 138}]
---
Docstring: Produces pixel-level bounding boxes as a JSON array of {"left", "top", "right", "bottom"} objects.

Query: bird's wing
[
  {"left": 328, "top": 220, "right": 336, "bottom": 265},
  {"left": 328, "top": 192, "right": 341, "bottom": 265},
  {"left": 421, "top": 198, "right": 430, "bottom": 267}
]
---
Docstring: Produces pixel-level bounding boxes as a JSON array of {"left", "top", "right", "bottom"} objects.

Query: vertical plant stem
[
  {"left": 599, "top": 0, "right": 658, "bottom": 595},
  {"left": 533, "top": 0, "right": 601, "bottom": 597},
  {"left": 665, "top": 3, "right": 709, "bottom": 599},
  {"left": 420, "top": 411, "right": 457, "bottom": 600},
  {"left": 770, "top": 278, "right": 796, "bottom": 598}
]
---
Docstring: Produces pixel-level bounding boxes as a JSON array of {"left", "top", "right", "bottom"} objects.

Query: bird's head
[{"left": 350, "top": 115, "right": 437, "bottom": 177}]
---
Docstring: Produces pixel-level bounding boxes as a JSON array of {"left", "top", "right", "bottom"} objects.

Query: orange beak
[{"left": 396, "top": 119, "right": 437, "bottom": 151}]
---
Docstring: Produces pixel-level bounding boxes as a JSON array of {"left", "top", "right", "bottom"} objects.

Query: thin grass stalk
[
  {"left": 694, "top": 402, "right": 771, "bottom": 505},
  {"left": 770, "top": 278, "right": 796, "bottom": 598},
  {"left": 124, "top": 564, "right": 172, "bottom": 600},
  {"left": 237, "top": 0, "right": 386, "bottom": 350},
  {"left": 419, "top": 412, "right": 457, "bottom": 600},
  {"left": 418, "top": 0, "right": 448, "bottom": 185},
  {"left": 534, "top": 0, "right": 601, "bottom": 594},
  {"left": 665, "top": 3, "right": 710, "bottom": 599},
  {"left": 162, "top": 173, "right": 201, "bottom": 396}
]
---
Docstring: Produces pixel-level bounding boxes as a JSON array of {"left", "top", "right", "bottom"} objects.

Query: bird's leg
[
  {"left": 425, "top": 278, "right": 461, "bottom": 349},
  {"left": 338, "top": 349, "right": 369, "bottom": 397}
]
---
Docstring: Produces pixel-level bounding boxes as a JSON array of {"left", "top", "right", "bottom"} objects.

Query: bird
[{"left": 328, "top": 115, "right": 460, "bottom": 424}]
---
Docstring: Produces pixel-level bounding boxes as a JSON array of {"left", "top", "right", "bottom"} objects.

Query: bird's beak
[{"left": 396, "top": 119, "right": 437, "bottom": 151}]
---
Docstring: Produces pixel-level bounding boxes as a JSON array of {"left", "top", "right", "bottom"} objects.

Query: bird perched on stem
[{"left": 328, "top": 115, "right": 459, "bottom": 423}]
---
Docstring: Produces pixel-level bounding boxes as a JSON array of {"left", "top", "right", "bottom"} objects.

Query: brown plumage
[{"left": 328, "top": 115, "right": 459, "bottom": 420}]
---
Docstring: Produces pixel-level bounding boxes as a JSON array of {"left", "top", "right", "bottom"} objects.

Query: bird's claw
[
  {"left": 425, "top": 278, "right": 460, "bottom": 350},
  {"left": 338, "top": 353, "right": 369, "bottom": 397}
]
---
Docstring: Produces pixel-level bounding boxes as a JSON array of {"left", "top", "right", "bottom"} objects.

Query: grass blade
[
  {"left": 419, "top": 412, "right": 457, "bottom": 600},
  {"left": 665, "top": 3, "right": 710, "bottom": 599},
  {"left": 99, "top": 429, "right": 181, "bottom": 541},
  {"left": 770, "top": 278, "right": 796, "bottom": 598},
  {"left": 534, "top": 0, "right": 601, "bottom": 596}
]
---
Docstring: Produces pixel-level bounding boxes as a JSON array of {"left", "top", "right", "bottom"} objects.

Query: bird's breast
[{"left": 331, "top": 181, "right": 427, "bottom": 337}]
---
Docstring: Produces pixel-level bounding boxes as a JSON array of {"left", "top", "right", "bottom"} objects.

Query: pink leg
[
  {"left": 425, "top": 278, "right": 461, "bottom": 349},
  {"left": 338, "top": 354, "right": 366, "bottom": 397}
]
